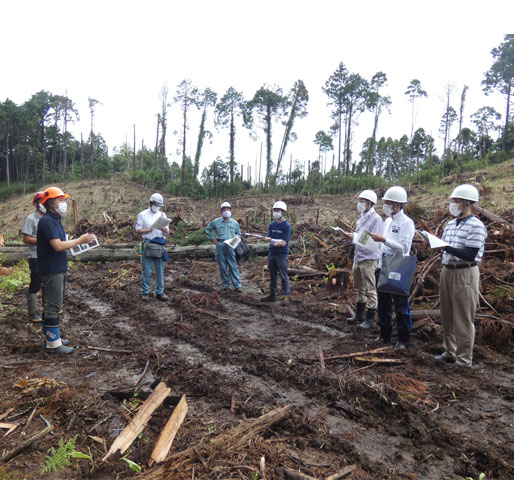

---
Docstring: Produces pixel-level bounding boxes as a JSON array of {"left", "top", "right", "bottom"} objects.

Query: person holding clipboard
[{"left": 135, "top": 193, "right": 170, "bottom": 301}]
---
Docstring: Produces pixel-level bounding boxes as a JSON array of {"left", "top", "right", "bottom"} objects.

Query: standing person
[
  {"left": 21, "top": 192, "right": 46, "bottom": 322},
  {"left": 344, "top": 190, "right": 384, "bottom": 328},
  {"left": 435, "top": 184, "right": 487, "bottom": 367},
  {"left": 135, "top": 193, "right": 170, "bottom": 301},
  {"left": 370, "top": 186, "right": 415, "bottom": 349},
  {"left": 261, "top": 201, "right": 291, "bottom": 305},
  {"left": 37, "top": 187, "right": 96, "bottom": 354},
  {"left": 205, "top": 202, "right": 242, "bottom": 292}
]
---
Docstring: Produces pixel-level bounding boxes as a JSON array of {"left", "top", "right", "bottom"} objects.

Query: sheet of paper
[
  {"left": 224, "top": 236, "right": 242, "bottom": 249},
  {"left": 245, "top": 233, "right": 265, "bottom": 238},
  {"left": 354, "top": 229, "right": 380, "bottom": 253},
  {"left": 70, "top": 236, "right": 100, "bottom": 256},
  {"left": 269, "top": 239, "right": 283, "bottom": 246},
  {"left": 331, "top": 226, "right": 351, "bottom": 235},
  {"left": 151, "top": 215, "right": 171, "bottom": 230},
  {"left": 421, "top": 230, "right": 450, "bottom": 249}
]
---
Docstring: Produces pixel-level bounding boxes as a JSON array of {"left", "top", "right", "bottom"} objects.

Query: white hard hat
[
  {"left": 150, "top": 193, "right": 164, "bottom": 205},
  {"left": 358, "top": 190, "right": 377, "bottom": 204},
  {"left": 450, "top": 184, "right": 479, "bottom": 203},
  {"left": 220, "top": 201, "right": 231, "bottom": 210},
  {"left": 382, "top": 186, "right": 408, "bottom": 203},
  {"left": 273, "top": 201, "right": 287, "bottom": 212}
]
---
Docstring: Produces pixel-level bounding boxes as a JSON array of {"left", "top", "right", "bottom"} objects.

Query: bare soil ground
[{"left": 1, "top": 166, "right": 514, "bottom": 480}]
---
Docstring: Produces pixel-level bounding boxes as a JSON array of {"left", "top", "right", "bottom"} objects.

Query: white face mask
[
  {"left": 57, "top": 202, "right": 67, "bottom": 215},
  {"left": 38, "top": 204, "right": 46, "bottom": 214},
  {"left": 222, "top": 210, "right": 231, "bottom": 219},
  {"left": 273, "top": 211, "right": 282, "bottom": 220},
  {"left": 151, "top": 205, "right": 161, "bottom": 213},
  {"left": 356, "top": 202, "right": 366, "bottom": 213},
  {"left": 383, "top": 204, "right": 394, "bottom": 217},
  {"left": 449, "top": 202, "right": 463, "bottom": 217}
]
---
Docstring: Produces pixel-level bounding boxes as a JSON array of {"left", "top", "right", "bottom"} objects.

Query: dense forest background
[{"left": 1, "top": 35, "right": 513, "bottom": 201}]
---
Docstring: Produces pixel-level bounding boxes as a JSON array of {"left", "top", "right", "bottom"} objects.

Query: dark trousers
[
  {"left": 377, "top": 290, "right": 412, "bottom": 342},
  {"left": 40, "top": 273, "right": 66, "bottom": 327},
  {"left": 28, "top": 258, "right": 42, "bottom": 294},
  {"left": 268, "top": 255, "right": 290, "bottom": 296}
]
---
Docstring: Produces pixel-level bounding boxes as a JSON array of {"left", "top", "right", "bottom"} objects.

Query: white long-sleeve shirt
[
  {"left": 382, "top": 209, "right": 415, "bottom": 256},
  {"left": 135, "top": 208, "right": 167, "bottom": 240}
]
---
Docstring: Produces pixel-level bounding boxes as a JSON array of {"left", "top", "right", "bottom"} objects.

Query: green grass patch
[{"left": 0, "top": 260, "right": 30, "bottom": 299}]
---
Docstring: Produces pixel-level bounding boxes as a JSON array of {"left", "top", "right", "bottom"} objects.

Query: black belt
[{"left": 444, "top": 262, "right": 477, "bottom": 269}]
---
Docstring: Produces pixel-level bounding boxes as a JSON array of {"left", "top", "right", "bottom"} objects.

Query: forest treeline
[{"left": 0, "top": 35, "right": 513, "bottom": 201}]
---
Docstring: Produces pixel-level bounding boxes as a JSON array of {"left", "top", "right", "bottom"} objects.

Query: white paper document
[
  {"left": 417, "top": 230, "right": 450, "bottom": 249},
  {"left": 224, "top": 236, "right": 242, "bottom": 249},
  {"left": 269, "top": 238, "right": 283, "bottom": 246},
  {"left": 151, "top": 215, "right": 172, "bottom": 230},
  {"left": 245, "top": 233, "right": 265, "bottom": 239},
  {"left": 354, "top": 229, "right": 381, "bottom": 253},
  {"left": 70, "top": 236, "right": 100, "bottom": 256}
]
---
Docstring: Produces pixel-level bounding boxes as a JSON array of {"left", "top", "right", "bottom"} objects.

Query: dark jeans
[
  {"left": 40, "top": 273, "right": 66, "bottom": 327},
  {"left": 28, "top": 258, "right": 42, "bottom": 294},
  {"left": 268, "top": 255, "right": 290, "bottom": 296},
  {"left": 377, "top": 290, "right": 412, "bottom": 342}
]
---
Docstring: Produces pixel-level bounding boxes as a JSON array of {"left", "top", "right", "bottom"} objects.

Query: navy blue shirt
[
  {"left": 267, "top": 220, "right": 291, "bottom": 256},
  {"left": 37, "top": 212, "right": 68, "bottom": 275}
]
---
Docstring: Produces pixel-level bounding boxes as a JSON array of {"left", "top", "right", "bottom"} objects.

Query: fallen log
[
  {"left": 0, "top": 240, "right": 307, "bottom": 265},
  {"left": 141, "top": 405, "right": 293, "bottom": 479},
  {"left": 103, "top": 381, "right": 171, "bottom": 462},
  {"left": 0, "top": 424, "right": 53, "bottom": 463},
  {"left": 474, "top": 205, "right": 514, "bottom": 230}
]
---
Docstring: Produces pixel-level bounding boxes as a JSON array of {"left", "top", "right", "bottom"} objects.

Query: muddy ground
[{"left": 1, "top": 250, "right": 513, "bottom": 480}]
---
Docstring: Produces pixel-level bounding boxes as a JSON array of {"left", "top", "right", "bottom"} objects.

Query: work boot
[
  {"left": 27, "top": 292, "right": 42, "bottom": 323},
  {"left": 435, "top": 352, "right": 456, "bottom": 364},
  {"left": 374, "top": 325, "right": 392, "bottom": 344},
  {"left": 260, "top": 293, "right": 276, "bottom": 302},
  {"left": 156, "top": 293, "right": 169, "bottom": 301},
  {"left": 397, "top": 328, "right": 410, "bottom": 349},
  {"left": 347, "top": 302, "right": 366, "bottom": 325},
  {"left": 358, "top": 309, "right": 376, "bottom": 329},
  {"left": 281, "top": 295, "right": 290, "bottom": 306},
  {"left": 43, "top": 323, "right": 73, "bottom": 354},
  {"left": 395, "top": 341, "right": 408, "bottom": 350},
  {"left": 141, "top": 293, "right": 150, "bottom": 301},
  {"left": 46, "top": 344, "right": 74, "bottom": 354}
]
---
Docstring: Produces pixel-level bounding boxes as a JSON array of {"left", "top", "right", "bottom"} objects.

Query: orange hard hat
[
  {"left": 32, "top": 191, "right": 44, "bottom": 204},
  {"left": 41, "top": 187, "right": 70, "bottom": 206}
]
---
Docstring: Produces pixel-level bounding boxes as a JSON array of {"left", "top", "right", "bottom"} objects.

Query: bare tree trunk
[
  {"left": 80, "top": 133, "right": 84, "bottom": 177},
  {"left": 502, "top": 83, "right": 511, "bottom": 152},
  {"left": 133, "top": 124, "right": 136, "bottom": 171},
  {"left": 5, "top": 133, "right": 10, "bottom": 187},
  {"left": 154, "top": 113, "right": 160, "bottom": 170},
  {"left": 41, "top": 117, "right": 46, "bottom": 186},
  {"left": 264, "top": 103, "right": 272, "bottom": 189},
  {"left": 229, "top": 111, "right": 235, "bottom": 186},
  {"left": 457, "top": 85, "right": 468, "bottom": 154},
  {"left": 63, "top": 97, "right": 69, "bottom": 186}
]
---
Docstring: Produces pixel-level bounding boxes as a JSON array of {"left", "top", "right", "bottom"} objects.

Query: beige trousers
[
  {"left": 352, "top": 259, "right": 379, "bottom": 310},
  {"left": 439, "top": 266, "right": 480, "bottom": 365}
]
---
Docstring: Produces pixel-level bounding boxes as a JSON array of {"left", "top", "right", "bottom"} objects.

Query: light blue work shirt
[{"left": 205, "top": 217, "right": 241, "bottom": 241}]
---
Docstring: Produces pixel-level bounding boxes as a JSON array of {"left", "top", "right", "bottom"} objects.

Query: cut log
[
  {"left": 103, "top": 381, "right": 171, "bottom": 462},
  {"left": 411, "top": 309, "right": 440, "bottom": 319},
  {"left": 473, "top": 205, "right": 514, "bottom": 230},
  {"left": 141, "top": 405, "right": 293, "bottom": 479},
  {"left": 0, "top": 240, "right": 307, "bottom": 265},
  {"left": 148, "top": 395, "right": 188, "bottom": 467}
]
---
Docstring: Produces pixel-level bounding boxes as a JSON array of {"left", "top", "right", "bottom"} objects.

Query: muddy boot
[
  {"left": 43, "top": 323, "right": 73, "bottom": 354},
  {"left": 260, "top": 293, "right": 276, "bottom": 302},
  {"left": 358, "top": 309, "right": 376, "bottom": 329},
  {"left": 395, "top": 328, "right": 410, "bottom": 350},
  {"left": 347, "top": 302, "right": 366, "bottom": 325},
  {"left": 27, "top": 292, "right": 42, "bottom": 323},
  {"left": 281, "top": 295, "right": 290, "bottom": 306}
]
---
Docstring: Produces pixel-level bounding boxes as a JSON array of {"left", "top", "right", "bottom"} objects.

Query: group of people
[
  {"left": 342, "top": 184, "right": 487, "bottom": 367},
  {"left": 22, "top": 183, "right": 486, "bottom": 366}
]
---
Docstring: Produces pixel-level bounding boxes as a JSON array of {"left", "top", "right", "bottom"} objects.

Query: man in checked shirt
[{"left": 434, "top": 184, "right": 487, "bottom": 368}]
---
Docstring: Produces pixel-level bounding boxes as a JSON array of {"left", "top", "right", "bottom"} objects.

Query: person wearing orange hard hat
[
  {"left": 37, "top": 187, "right": 96, "bottom": 354},
  {"left": 21, "top": 192, "right": 46, "bottom": 322}
]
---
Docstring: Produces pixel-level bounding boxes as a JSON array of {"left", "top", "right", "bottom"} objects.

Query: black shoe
[
  {"left": 395, "top": 341, "right": 408, "bottom": 350},
  {"left": 156, "top": 293, "right": 169, "bottom": 301},
  {"left": 260, "top": 294, "right": 276, "bottom": 302},
  {"left": 374, "top": 335, "right": 390, "bottom": 344},
  {"left": 234, "top": 288, "right": 243, "bottom": 293},
  {"left": 347, "top": 302, "right": 366, "bottom": 325},
  {"left": 435, "top": 353, "right": 456, "bottom": 364},
  {"left": 141, "top": 294, "right": 150, "bottom": 301},
  {"left": 46, "top": 344, "right": 74, "bottom": 354},
  {"left": 358, "top": 309, "right": 376, "bottom": 329}
]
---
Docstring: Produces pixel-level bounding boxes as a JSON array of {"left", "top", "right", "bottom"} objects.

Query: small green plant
[
  {"left": 121, "top": 451, "right": 141, "bottom": 472},
  {"left": 249, "top": 473, "right": 261, "bottom": 480},
  {"left": 466, "top": 474, "right": 485, "bottom": 480},
  {"left": 40, "top": 435, "right": 93, "bottom": 475},
  {"left": 128, "top": 387, "right": 140, "bottom": 410}
]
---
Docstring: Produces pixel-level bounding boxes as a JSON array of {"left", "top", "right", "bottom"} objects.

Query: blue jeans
[
  {"left": 215, "top": 242, "right": 241, "bottom": 289},
  {"left": 268, "top": 255, "right": 290, "bottom": 296},
  {"left": 141, "top": 253, "right": 164, "bottom": 295}
]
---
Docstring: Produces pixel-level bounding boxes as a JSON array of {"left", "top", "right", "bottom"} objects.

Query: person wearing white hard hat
[
  {"left": 343, "top": 190, "right": 384, "bottom": 328},
  {"left": 205, "top": 201, "right": 242, "bottom": 292},
  {"left": 434, "top": 184, "right": 487, "bottom": 367},
  {"left": 261, "top": 201, "right": 291, "bottom": 305},
  {"left": 370, "top": 186, "right": 415, "bottom": 349},
  {"left": 135, "top": 193, "right": 170, "bottom": 301}
]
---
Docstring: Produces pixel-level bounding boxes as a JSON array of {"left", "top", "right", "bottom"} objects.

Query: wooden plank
[
  {"left": 148, "top": 395, "right": 188, "bottom": 467},
  {"left": 103, "top": 381, "right": 171, "bottom": 462}
]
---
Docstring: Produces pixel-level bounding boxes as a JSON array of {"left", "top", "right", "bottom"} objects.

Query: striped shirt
[{"left": 441, "top": 215, "right": 487, "bottom": 264}]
